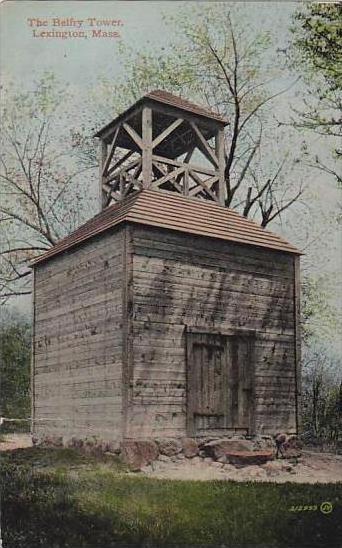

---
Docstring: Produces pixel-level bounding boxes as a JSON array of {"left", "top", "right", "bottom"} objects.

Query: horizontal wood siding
[
  {"left": 33, "top": 229, "right": 124, "bottom": 443},
  {"left": 127, "top": 225, "right": 297, "bottom": 437}
]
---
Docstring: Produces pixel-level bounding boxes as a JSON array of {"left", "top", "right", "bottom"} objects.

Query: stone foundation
[{"left": 33, "top": 433, "right": 301, "bottom": 470}]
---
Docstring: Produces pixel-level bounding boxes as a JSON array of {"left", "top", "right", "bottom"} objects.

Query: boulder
[
  {"left": 202, "top": 438, "right": 254, "bottom": 459},
  {"left": 156, "top": 438, "right": 182, "bottom": 456},
  {"left": 107, "top": 440, "right": 121, "bottom": 454},
  {"left": 120, "top": 440, "right": 159, "bottom": 471},
  {"left": 283, "top": 436, "right": 302, "bottom": 458},
  {"left": 226, "top": 450, "right": 273, "bottom": 467},
  {"left": 181, "top": 437, "right": 199, "bottom": 458},
  {"left": 251, "top": 435, "right": 274, "bottom": 451},
  {"left": 44, "top": 435, "right": 63, "bottom": 448},
  {"left": 198, "top": 437, "right": 220, "bottom": 447},
  {"left": 83, "top": 437, "right": 101, "bottom": 455}
]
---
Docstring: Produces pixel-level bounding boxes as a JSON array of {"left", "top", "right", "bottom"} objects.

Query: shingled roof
[
  {"left": 95, "top": 90, "right": 228, "bottom": 139},
  {"left": 145, "top": 90, "right": 228, "bottom": 124},
  {"left": 31, "top": 190, "right": 301, "bottom": 266}
]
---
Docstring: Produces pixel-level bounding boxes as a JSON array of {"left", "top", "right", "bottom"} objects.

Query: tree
[
  {"left": 0, "top": 74, "right": 96, "bottom": 301},
  {"left": 301, "top": 342, "right": 341, "bottom": 443},
  {"left": 0, "top": 309, "right": 31, "bottom": 431},
  {"left": 76, "top": 3, "right": 304, "bottom": 227},
  {"left": 301, "top": 273, "right": 340, "bottom": 344},
  {"left": 290, "top": 4, "right": 342, "bottom": 185}
]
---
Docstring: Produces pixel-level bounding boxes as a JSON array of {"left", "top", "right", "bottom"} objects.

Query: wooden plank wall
[
  {"left": 127, "top": 225, "right": 298, "bottom": 438},
  {"left": 33, "top": 228, "right": 124, "bottom": 443}
]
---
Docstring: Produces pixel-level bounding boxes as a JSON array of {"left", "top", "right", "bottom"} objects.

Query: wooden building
[{"left": 31, "top": 91, "right": 301, "bottom": 446}]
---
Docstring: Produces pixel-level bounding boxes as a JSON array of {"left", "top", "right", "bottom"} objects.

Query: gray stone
[
  {"left": 202, "top": 438, "right": 254, "bottom": 459},
  {"left": 283, "top": 436, "right": 302, "bottom": 458},
  {"left": 227, "top": 450, "right": 273, "bottom": 467},
  {"left": 181, "top": 437, "right": 199, "bottom": 458},
  {"left": 120, "top": 440, "right": 159, "bottom": 471},
  {"left": 156, "top": 438, "right": 182, "bottom": 456},
  {"left": 107, "top": 440, "right": 121, "bottom": 454},
  {"left": 198, "top": 437, "right": 220, "bottom": 448},
  {"left": 251, "top": 435, "right": 274, "bottom": 451},
  {"left": 43, "top": 435, "right": 63, "bottom": 447}
]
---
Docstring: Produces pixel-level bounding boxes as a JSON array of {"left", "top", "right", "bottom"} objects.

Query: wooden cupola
[{"left": 95, "top": 90, "right": 228, "bottom": 208}]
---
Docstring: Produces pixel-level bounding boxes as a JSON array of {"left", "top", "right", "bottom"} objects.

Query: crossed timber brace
[{"left": 98, "top": 105, "right": 226, "bottom": 208}]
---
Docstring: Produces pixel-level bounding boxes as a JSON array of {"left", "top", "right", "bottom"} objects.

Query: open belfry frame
[{"left": 95, "top": 90, "right": 228, "bottom": 207}]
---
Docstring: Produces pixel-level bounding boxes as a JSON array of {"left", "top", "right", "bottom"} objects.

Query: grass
[{"left": 1, "top": 447, "right": 341, "bottom": 548}]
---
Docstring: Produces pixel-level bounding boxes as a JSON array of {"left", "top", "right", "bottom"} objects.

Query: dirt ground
[
  {"left": 137, "top": 450, "right": 342, "bottom": 483},
  {"left": 0, "top": 433, "right": 33, "bottom": 451},
  {"left": 1, "top": 433, "right": 341, "bottom": 483}
]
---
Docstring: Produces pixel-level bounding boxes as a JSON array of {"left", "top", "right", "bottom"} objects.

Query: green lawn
[{"left": 1, "top": 447, "right": 341, "bottom": 548}]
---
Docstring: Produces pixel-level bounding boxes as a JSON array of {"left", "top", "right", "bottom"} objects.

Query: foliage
[
  {"left": 1, "top": 447, "right": 342, "bottom": 548},
  {"left": 301, "top": 274, "right": 340, "bottom": 343},
  {"left": 0, "top": 311, "right": 31, "bottom": 431},
  {"left": 301, "top": 343, "right": 342, "bottom": 444},
  {"left": 292, "top": 4, "right": 341, "bottom": 92},
  {"left": 290, "top": 4, "right": 342, "bottom": 184},
  {"left": 0, "top": 73, "right": 96, "bottom": 300},
  {"left": 300, "top": 273, "right": 341, "bottom": 445}
]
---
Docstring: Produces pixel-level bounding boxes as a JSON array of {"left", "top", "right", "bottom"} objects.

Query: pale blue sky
[{"left": 1, "top": 1, "right": 297, "bottom": 89}]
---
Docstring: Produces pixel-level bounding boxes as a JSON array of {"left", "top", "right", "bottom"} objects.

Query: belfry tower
[{"left": 95, "top": 90, "right": 228, "bottom": 208}]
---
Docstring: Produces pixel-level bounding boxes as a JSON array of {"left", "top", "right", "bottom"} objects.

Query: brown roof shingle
[
  {"left": 31, "top": 190, "right": 301, "bottom": 266},
  {"left": 95, "top": 90, "right": 228, "bottom": 139},
  {"left": 145, "top": 90, "right": 228, "bottom": 124}
]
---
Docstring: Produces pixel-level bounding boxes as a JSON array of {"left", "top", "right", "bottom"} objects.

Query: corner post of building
[
  {"left": 30, "top": 268, "right": 36, "bottom": 438},
  {"left": 98, "top": 138, "right": 108, "bottom": 210},
  {"left": 215, "top": 127, "right": 225, "bottom": 206},
  {"left": 294, "top": 254, "right": 302, "bottom": 434},
  {"left": 142, "top": 106, "right": 153, "bottom": 187}
]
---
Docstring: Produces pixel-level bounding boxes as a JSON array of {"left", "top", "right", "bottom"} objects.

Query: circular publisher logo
[{"left": 320, "top": 502, "right": 333, "bottom": 514}]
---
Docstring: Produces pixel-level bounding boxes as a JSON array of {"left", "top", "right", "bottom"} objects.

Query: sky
[
  {"left": 0, "top": 1, "right": 341, "bottom": 328},
  {"left": 0, "top": 1, "right": 297, "bottom": 88}
]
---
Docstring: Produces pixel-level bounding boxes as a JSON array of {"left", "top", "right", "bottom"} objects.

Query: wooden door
[{"left": 186, "top": 331, "right": 255, "bottom": 436}]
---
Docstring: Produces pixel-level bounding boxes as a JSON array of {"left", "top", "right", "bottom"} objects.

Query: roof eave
[{"left": 94, "top": 95, "right": 228, "bottom": 139}]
